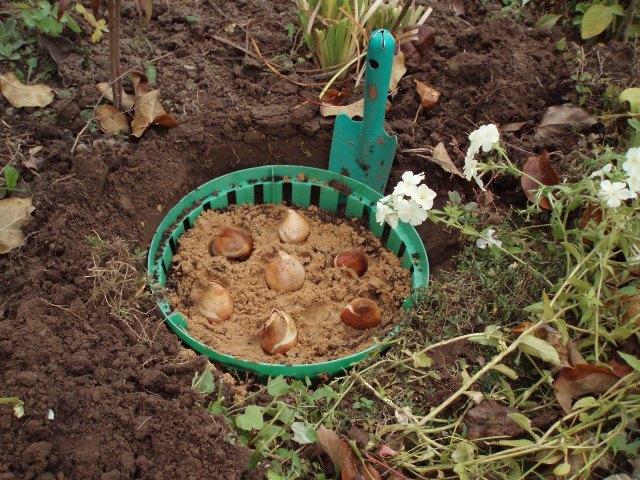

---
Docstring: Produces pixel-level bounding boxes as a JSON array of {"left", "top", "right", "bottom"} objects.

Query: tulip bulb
[
  {"left": 265, "top": 251, "right": 305, "bottom": 293},
  {"left": 278, "top": 209, "right": 310, "bottom": 244},
  {"left": 260, "top": 309, "right": 298, "bottom": 355},
  {"left": 190, "top": 281, "right": 233, "bottom": 323},
  {"left": 334, "top": 250, "right": 368, "bottom": 277},
  {"left": 209, "top": 226, "right": 254, "bottom": 260},
  {"left": 340, "top": 297, "right": 381, "bottom": 330}
]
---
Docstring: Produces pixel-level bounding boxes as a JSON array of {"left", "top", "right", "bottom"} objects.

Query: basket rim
[{"left": 147, "top": 165, "right": 429, "bottom": 378}]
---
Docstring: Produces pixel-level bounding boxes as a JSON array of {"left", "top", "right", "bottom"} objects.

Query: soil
[
  {"left": 169, "top": 204, "right": 410, "bottom": 364},
  {"left": 0, "top": 0, "right": 637, "bottom": 478}
]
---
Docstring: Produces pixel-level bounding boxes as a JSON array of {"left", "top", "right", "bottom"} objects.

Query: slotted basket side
[{"left": 147, "top": 165, "right": 429, "bottom": 379}]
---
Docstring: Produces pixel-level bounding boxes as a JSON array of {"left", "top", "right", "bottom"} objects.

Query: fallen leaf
[
  {"left": 0, "top": 72, "right": 54, "bottom": 108},
  {"left": 56, "top": 0, "right": 72, "bottom": 19},
  {"left": 414, "top": 80, "right": 439, "bottom": 109},
  {"left": 389, "top": 51, "right": 406, "bottom": 91},
  {"left": 535, "top": 105, "right": 597, "bottom": 139},
  {"left": 400, "top": 25, "right": 435, "bottom": 60},
  {"left": 521, "top": 151, "right": 559, "bottom": 209},
  {"left": 96, "top": 82, "right": 135, "bottom": 110},
  {"left": 554, "top": 363, "right": 625, "bottom": 413},
  {"left": 321, "top": 88, "right": 350, "bottom": 106},
  {"left": 620, "top": 88, "right": 640, "bottom": 113},
  {"left": 320, "top": 98, "right": 364, "bottom": 118},
  {"left": 420, "top": 142, "right": 463, "bottom": 177},
  {"left": 95, "top": 105, "right": 129, "bottom": 134},
  {"left": 37, "top": 35, "right": 75, "bottom": 66},
  {"left": 135, "top": 0, "right": 153, "bottom": 22},
  {"left": 316, "top": 426, "right": 358, "bottom": 480},
  {"left": 502, "top": 121, "right": 527, "bottom": 132},
  {"left": 131, "top": 89, "right": 178, "bottom": 137},
  {"left": 0, "top": 197, "right": 35, "bottom": 254},
  {"left": 536, "top": 13, "right": 562, "bottom": 29}
]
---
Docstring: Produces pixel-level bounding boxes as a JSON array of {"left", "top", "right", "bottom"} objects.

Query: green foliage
[
  {"left": 2, "top": 165, "right": 19, "bottom": 193},
  {"left": 191, "top": 369, "right": 215, "bottom": 395},
  {"left": 20, "top": 0, "right": 81, "bottom": 37},
  {"left": 0, "top": 18, "right": 24, "bottom": 61},
  {"left": 573, "top": 1, "right": 638, "bottom": 40},
  {"left": 296, "top": 0, "right": 430, "bottom": 73}
]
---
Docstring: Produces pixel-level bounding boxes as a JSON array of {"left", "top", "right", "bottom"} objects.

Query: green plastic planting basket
[{"left": 147, "top": 165, "right": 429, "bottom": 379}]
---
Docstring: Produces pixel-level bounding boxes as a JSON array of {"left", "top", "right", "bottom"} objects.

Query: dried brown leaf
[
  {"left": 0, "top": 72, "right": 54, "bottom": 108},
  {"left": 535, "top": 105, "right": 597, "bottom": 139},
  {"left": 521, "top": 150, "right": 559, "bottom": 209},
  {"left": 421, "top": 142, "right": 463, "bottom": 177},
  {"left": 131, "top": 89, "right": 178, "bottom": 137},
  {"left": 316, "top": 426, "right": 358, "bottom": 480},
  {"left": 465, "top": 400, "right": 524, "bottom": 440},
  {"left": 56, "top": 0, "right": 72, "bottom": 20},
  {"left": 95, "top": 105, "right": 129, "bottom": 134},
  {"left": 0, "top": 197, "right": 35, "bottom": 254},
  {"left": 96, "top": 82, "right": 135, "bottom": 111},
  {"left": 320, "top": 99, "right": 364, "bottom": 118},
  {"left": 554, "top": 363, "right": 624, "bottom": 413},
  {"left": 135, "top": 0, "right": 153, "bottom": 22},
  {"left": 414, "top": 80, "right": 440, "bottom": 109},
  {"left": 389, "top": 51, "right": 406, "bottom": 91},
  {"left": 321, "top": 88, "right": 349, "bottom": 107},
  {"left": 502, "top": 121, "right": 527, "bottom": 132}
]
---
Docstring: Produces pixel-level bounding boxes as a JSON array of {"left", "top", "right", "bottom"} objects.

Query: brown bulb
[
  {"left": 340, "top": 297, "right": 381, "bottom": 330},
  {"left": 190, "top": 281, "right": 233, "bottom": 323},
  {"left": 264, "top": 251, "right": 305, "bottom": 293},
  {"left": 278, "top": 209, "right": 310, "bottom": 244},
  {"left": 334, "top": 250, "right": 368, "bottom": 277},
  {"left": 209, "top": 226, "right": 253, "bottom": 260},
  {"left": 260, "top": 309, "right": 298, "bottom": 355}
]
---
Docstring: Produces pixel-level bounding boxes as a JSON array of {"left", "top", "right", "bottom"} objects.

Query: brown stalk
[{"left": 621, "top": 0, "right": 638, "bottom": 43}]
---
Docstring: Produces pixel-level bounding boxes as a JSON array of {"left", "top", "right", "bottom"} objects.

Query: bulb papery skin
[
  {"left": 264, "top": 251, "right": 305, "bottom": 293},
  {"left": 209, "top": 226, "right": 254, "bottom": 260},
  {"left": 260, "top": 309, "right": 298, "bottom": 355},
  {"left": 190, "top": 281, "right": 234, "bottom": 323},
  {"left": 278, "top": 209, "right": 310, "bottom": 244},
  {"left": 340, "top": 297, "right": 381, "bottom": 330},
  {"left": 334, "top": 250, "right": 368, "bottom": 277}
]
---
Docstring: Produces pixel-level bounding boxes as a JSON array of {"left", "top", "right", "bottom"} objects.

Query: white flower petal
[{"left": 401, "top": 171, "right": 425, "bottom": 185}]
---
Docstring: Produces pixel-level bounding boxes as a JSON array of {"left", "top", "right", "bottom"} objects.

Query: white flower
[
  {"left": 589, "top": 163, "right": 613, "bottom": 178},
  {"left": 375, "top": 197, "right": 398, "bottom": 228},
  {"left": 393, "top": 180, "right": 419, "bottom": 197},
  {"left": 598, "top": 180, "right": 636, "bottom": 208},
  {"left": 476, "top": 228, "right": 502, "bottom": 249},
  {"left": 623, "top": 147, "right": 640, "bottom": 176},
  {"left": 396, "top": 198, "right": 429, "bottom": 226},
  {"left": 401, "top": 171, "right": 425, "bottom": 185},
  {"left": 413, "top": 184, "right": 437, "bottom": 210},
  {"left": 468, "top": 124, "right": 500, "bottom": 153},
  {"left": 47, "top": 409, "right": 54, "bottom": 420},
  {"left": 626, "top": 168, "right": 640, "bottom": 194},
  {"left": 627, "top": 245, "right": 640, "bottom": 266},
  {"left": 463, "top": 153, "right": 485, "bottom": 190}
]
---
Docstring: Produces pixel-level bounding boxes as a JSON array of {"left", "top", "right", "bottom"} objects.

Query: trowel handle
[{"left": 362, "top": 30, "right": 395, "bottom": 139}]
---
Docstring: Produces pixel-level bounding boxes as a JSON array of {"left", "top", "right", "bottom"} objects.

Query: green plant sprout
[
  {"left": 296, "top": 0, "right": 431, "bottom": 76},
  {"left": 19, "top": 0, "right": 81, "bottom": 37}
]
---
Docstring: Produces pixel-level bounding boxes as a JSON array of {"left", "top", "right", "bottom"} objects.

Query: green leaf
[
  {"left": 275, "top": 402, "right": 296, "bottom": 424},
  {"left": 291, "top": 421, "right": 317, "bottom": 444},
  {"left": 191, "top": 370, "right": 215, "bottom": 395},
  {"left": 235, "top": 405, "right": 264, "bottom": 431},
  {"left": 507, "top": 412, "right": 535, "bottom": 436},
  {"left": 492, "top": 363, "right": 518, "bottom": 380},
  {"left": 537, "top": 13, "right": 562, "bottom": 29},
  {"left": 412, "top": 352, "right": 432, "bottom": 368},
  {"left": 267, "top": 376, "right": 291, "bottom": 397},
  {"left": 3, "top": 165, "right": 19, "bottom": 191},
  {"left": 619, "top": 352, "right": 640, "bottom": 372},
  {"left": 553, "top": 463, "right": 571, "bottom": 476},
  {"left": 620, "top": 88, "right": 640, "bottom": 113},
  {"left": 581, "top": 4, "right": 614, "bottom": 39},
  {"left": 494, "top": 439, "right": 535, "bottom": 448},
  {"left": 518, "top": 334, "right": 561, "bottom": 366},
  {"left": 572, "top": 396, "right": 597, "bottom": 410},
  {"left": 145, "top": 65, "right": 157, "bottom": 86}
]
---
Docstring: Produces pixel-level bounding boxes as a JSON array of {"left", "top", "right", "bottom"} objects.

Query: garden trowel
[{"left": 328, "top": 29, "right": 397, "bottom": 193}]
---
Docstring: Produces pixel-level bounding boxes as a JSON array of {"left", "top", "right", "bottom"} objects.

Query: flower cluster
[
  {"left": 464, "top": 124, "right": 500, "bottom": 189},
  {"left": 376, "top": 171, "right": 437, "bottom": 228},
  {"left": 595, "top": 148, "right": 640, "bottom": 208}
]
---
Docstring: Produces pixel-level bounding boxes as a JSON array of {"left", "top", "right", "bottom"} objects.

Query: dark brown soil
[{"left": 0, "top": 0, "right": 636, "bottom": 478}]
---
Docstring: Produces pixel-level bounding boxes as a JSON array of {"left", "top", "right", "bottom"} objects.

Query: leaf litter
[
  {"left": 0, "top": 72, "right": 54, "bottom": 108},
  {"left": 0, "top": 197, "right": 35, "bottom": 254}
]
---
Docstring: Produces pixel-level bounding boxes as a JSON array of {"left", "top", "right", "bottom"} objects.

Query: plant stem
[
  {"left": 108, "top": 0, "right": 123, "bottom": 111},
  {"left": 621, "top": 0, "right": 638, "bottom": 43}
]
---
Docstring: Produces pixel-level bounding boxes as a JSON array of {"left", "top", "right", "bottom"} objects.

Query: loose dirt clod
[{"left": 169, "top": 204, "right": 411, "bottom": 364}]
